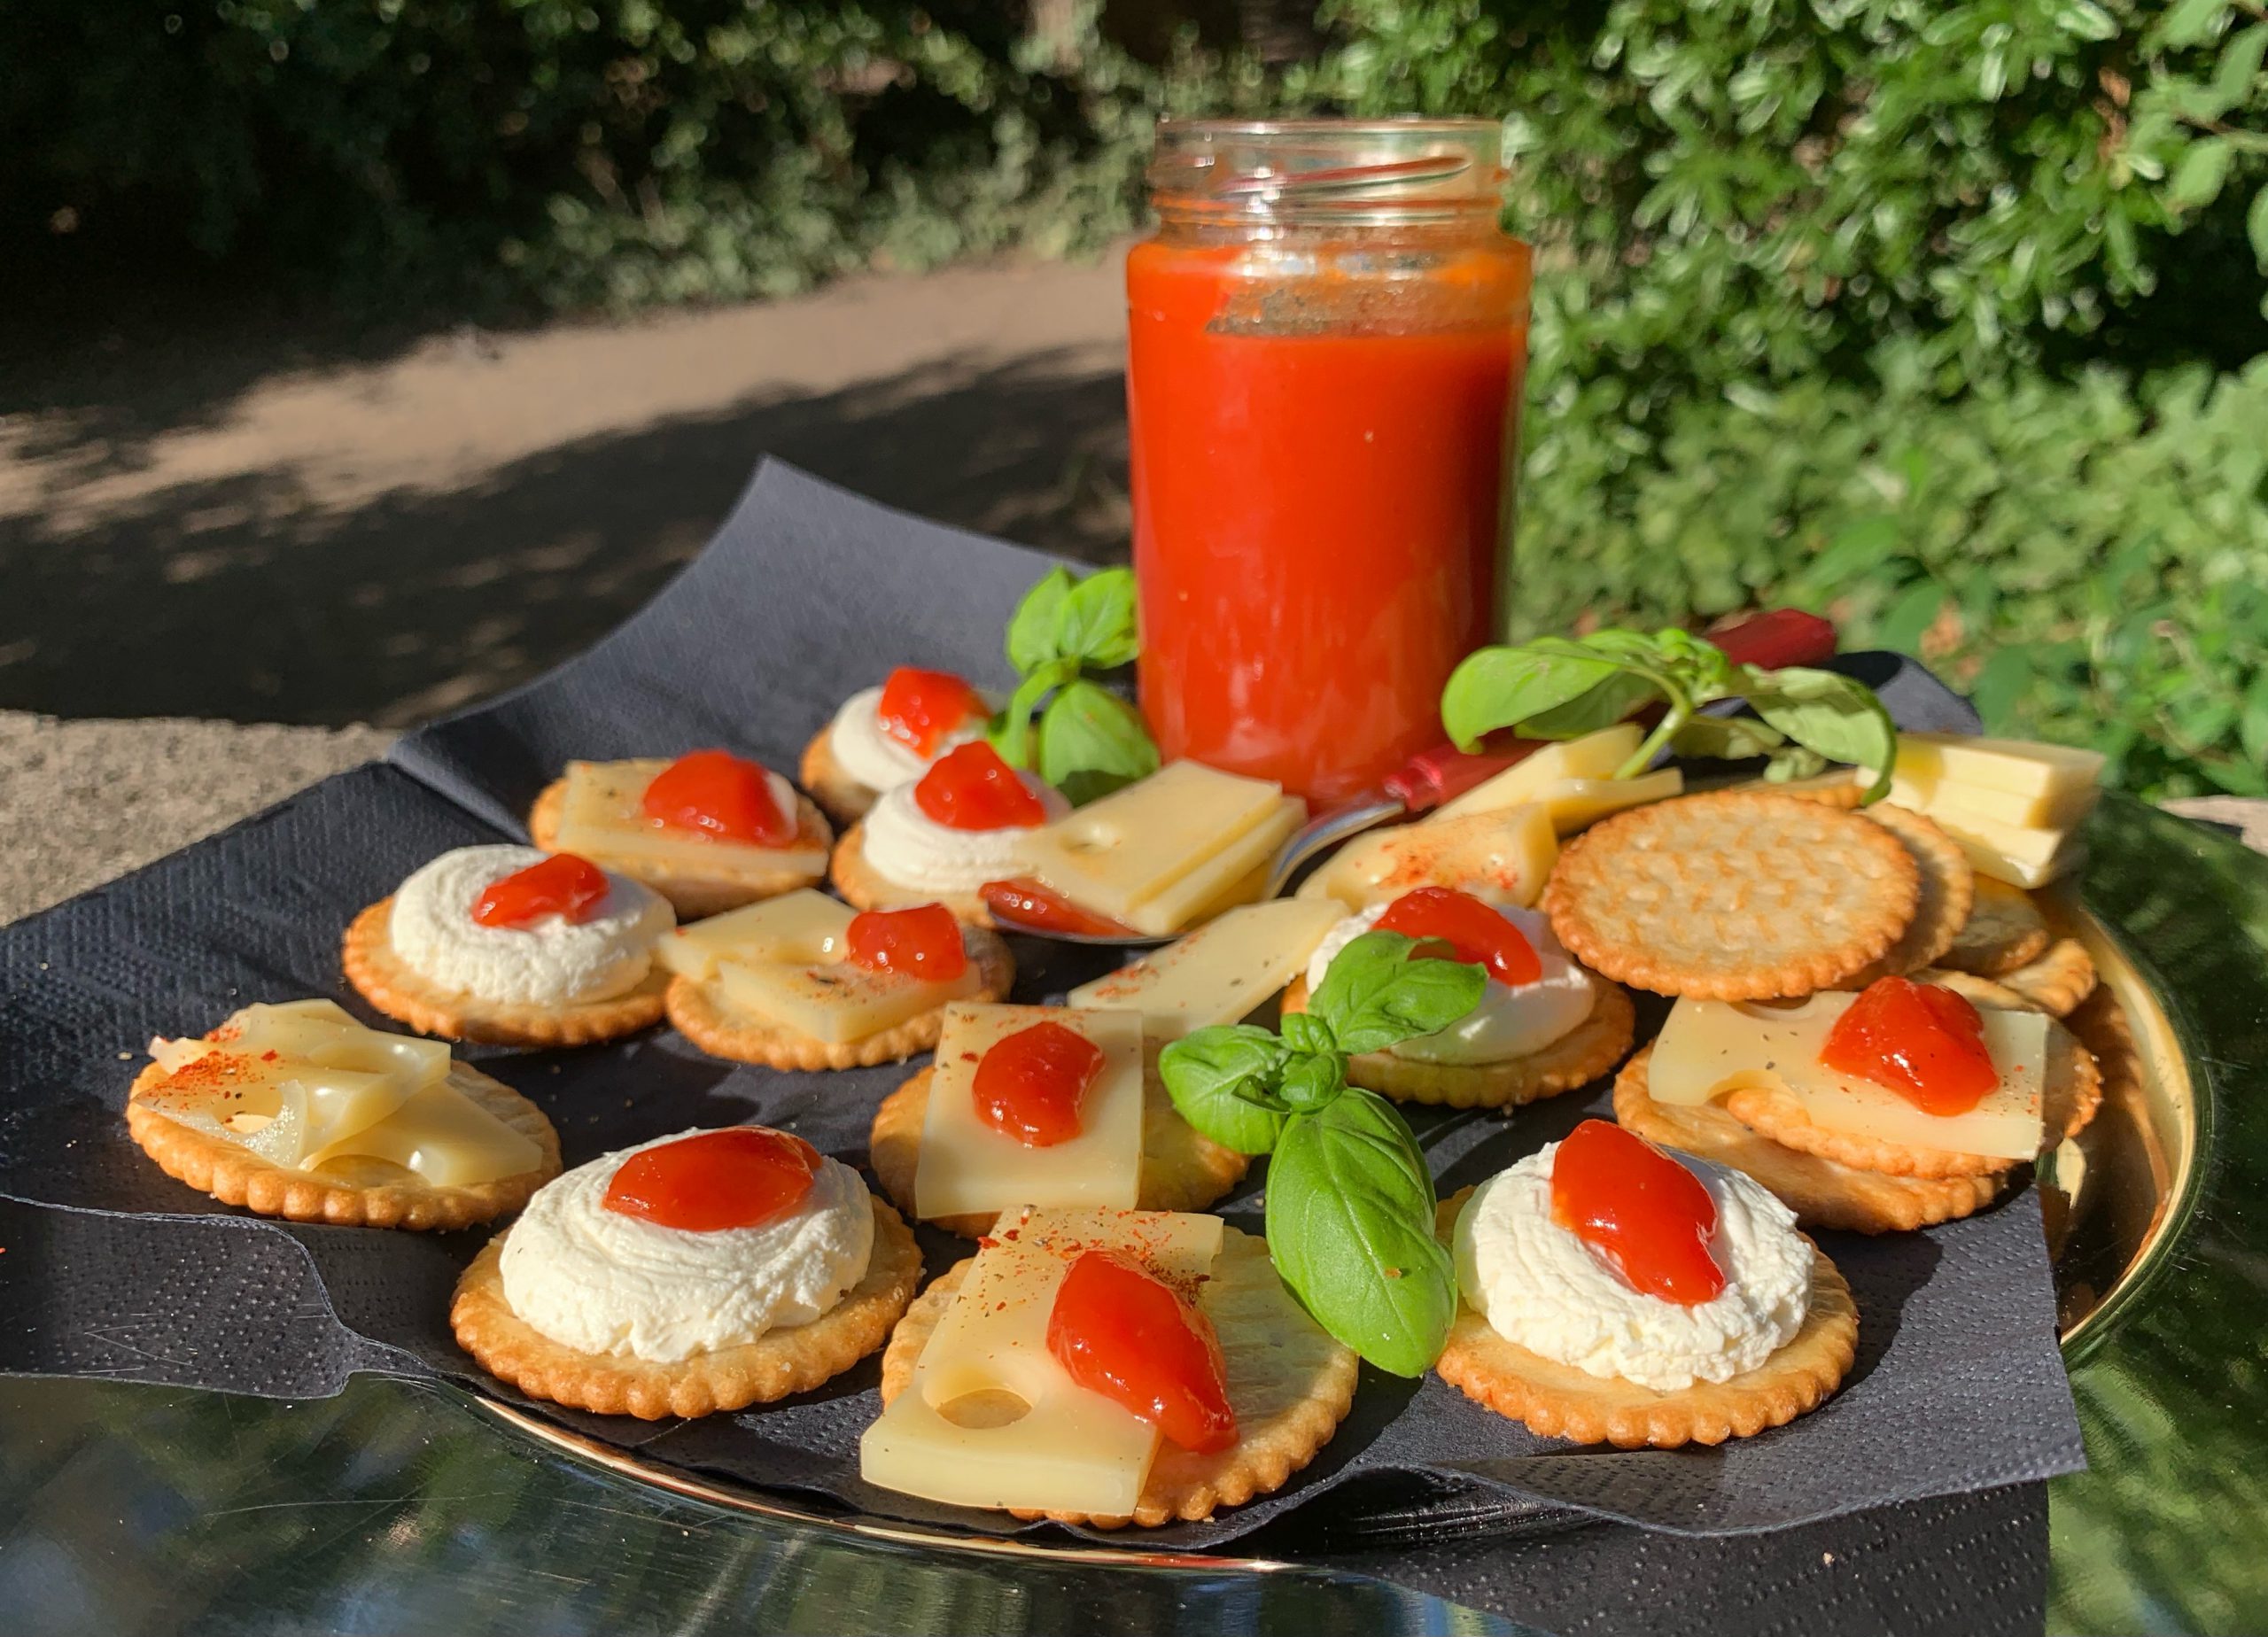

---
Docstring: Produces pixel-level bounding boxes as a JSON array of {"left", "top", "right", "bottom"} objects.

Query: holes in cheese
[
  {"left": 550, "top": 759, "right": 827, "bottom": 875},
  {"left": 1434, "top": 725, "right": 1646, "bottom": 821},
  {"left": 915, "top": 1005, "right": 1146, "bottom": 1219},
  {"left": 858, "top": 1207, "right": 1224, "bottom": 1516},
  {"left": 1648, "top": 993, "right": 2053, "bottom": 1160},
  {"left": 1066, "top": 899, "right": 1344, "bottom": 1038},
  {"left": 657, "top": 889, "right": 981, "bottom": 1041},
  {"left": 1017, "top": 761, "right": 1296, "bottom": 931},
  {"left": 1296, "top": 803, "right": 1558, "bottom": 911}
]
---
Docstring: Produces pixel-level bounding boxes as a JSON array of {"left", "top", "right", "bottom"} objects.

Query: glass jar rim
[{"left": 1147, "top": 116, "right": 1508, "bottom": 220}]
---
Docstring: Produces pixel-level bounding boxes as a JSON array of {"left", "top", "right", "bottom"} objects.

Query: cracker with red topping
[
  {"left": 877, "top": 1227, "right": 1357, "bottom": 1528},
  {"left": 451, "top": 1195, "right": 920, "bottom": 1420},
  {"left": 530, "top": 772, "right": 834, "bottom": 919},
  {"left": 798, "top": 725, "right": 882, "bottom": 825},
  {"left": 1430, "top": 1188, "right": 1857, "bottom": 1448},
  {"left": 1543, "top": 792, "right": 1921, "bottom": 1000}
]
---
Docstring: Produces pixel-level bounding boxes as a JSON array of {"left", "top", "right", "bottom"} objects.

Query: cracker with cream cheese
[
  {"left": 877, "top": 1226, "right": 1356, "bottom": 1528},
  {"left": 798, "top": 725, "right": 884, "bottom": 825},
  {"left": 127, "top": 1059, "right": 559, "bottom": 1231},
  {"left": 1277, "top": 973, "right": 1636, "bottom": 1110},
  {"left": 344, "top": 897, "right": 670, "bottom": 1047},
  {"left": 829, "top": 820, "right": 993, "bottom": 927},
  {"left": 451, "top": 1194, "right": 920, "bottom": 1420},
  {"left": 1430, "top": 1188, "right": 1857, "bottom": 1448},
  {"left": 530, "top": 775, "right": 834, "bottom": 919}
]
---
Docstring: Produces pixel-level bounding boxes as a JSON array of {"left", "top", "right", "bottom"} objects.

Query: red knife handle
[{"left": 1379, "top": 608, "right": 1838, "bottom": 814}]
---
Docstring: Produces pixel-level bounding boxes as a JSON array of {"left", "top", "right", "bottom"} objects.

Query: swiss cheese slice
[
  {"left": 859, "top": 1207, "right": 1223, "bottom": 1516},
  {"left": 304, "top": 1076, "right": 544, "bottom": 1184},
  {"left": 550, "top": 758, "right": 827, "bottom": 876},
  {"left": 1116, "top": 795, "right": 1304, "bottom": 936},
  {"left": 1066, "top": 899, "right": 1344, "bottom": 1037},
  {"left": 1017, "top": 762, "right": 1294, "bottom": 927},
  {"left": 915, "top": 1005, "right": 1146, "bottom": 1219},
  {"left": 1298, "top": 803, "right": 1557, "bottom": 910},
  {"left": 656, "top": 888, "right": 979, "bottom": 1040},
  {"left": 1433, "top": 725, "right": 1645, "bottom": 821},
  {"left": 1649, "top": 993, "right": 2052, "bottom": 1159}
]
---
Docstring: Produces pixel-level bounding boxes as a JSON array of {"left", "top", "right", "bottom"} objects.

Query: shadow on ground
[{"left": 1, "top": 351, "right": 1129, "bottom": 726}]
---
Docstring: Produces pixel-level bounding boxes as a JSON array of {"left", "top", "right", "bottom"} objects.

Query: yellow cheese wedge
[
  {"left": 1066, "top": 899, "right": 1345, "bottom": 1038},
  {"left": 1296, "top": 803, "right": 1557, "bottom": 911},
  {"left": 1535, "top": 769, "right": 1685, "bottom": 834},
  {"left": 1116, "top": 795, "right": 1304, "bottom": 937},
  {"left": 1017, "top": 761, "right": 1293, "bottom": 925},
  {"left": 1922, "top": 807, "right": 2087, "bottom": 888},
  {"left": 305, "top": 1077, "right": 545, "bottom": 1185},
  {"left": 1883, "top": 770, "right": 2099, "bottom": 834},
  {"left": 550, "top": 759, "right": 827, "bottom": 878},
  {"left": 1433, "top": 725, "right": 1645, "bottom": 821},
  {"left": 859, "top": 1207, "right": 1223, "bottom": 1517},
  {"left": 1648, "top": 994, "right": 2052, "bottom": 1160},
  {"left": 914, "top": 1005, "right": 1146, "bottom": 1219},
  {"left": 655, "top": 889, "right": 850, "bottom": 981},
  {"left": 1885, "top": 733, "right": 2105, "bottom": 803}
]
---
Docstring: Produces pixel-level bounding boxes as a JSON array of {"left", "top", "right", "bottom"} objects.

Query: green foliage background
[{"left": 8, "top": 0, "right": 2268, "bottom": 795}]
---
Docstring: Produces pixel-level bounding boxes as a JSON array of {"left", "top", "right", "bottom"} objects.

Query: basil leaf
[
  {"left": 987, "top": 662, "right": 1070, "bottom": 769},
  {"left": 1058, "top": 567, "right": 1140, "bottom": 670},
  {"left": 1277, "top": 1051, "right": 1348, "bottom": 1113},
  {"left": 1265, "top": 1090, "right": 1456, "bottom": 1377},
  {"left": 1744, "top": 665, "right": 1899, "bottom": 802},
  {"left": 1279, "top": 1012, "right": 1337, "bottom": 1058},
  {"left": 1006, "top": 567, "right": 1074, "bottom": 672},
  {"left": 1159, "top": 1026, "right": 1293, "bottom": 1154},
  {"left": 1669, "top": 713, "right": 1788, "bottom": 763},
  {"left": 1310, "top": 931, "right": 1487, "bottom": 1056},
  {"left": 1440, "top": 642, "right": 1629, "bottom": 750},
  {"left": 1764, "top": 744, "right": 1829, "bottom": 781},
  {"left": 1516, "top": 669, "right": 1663, "bottom": 738},
  {"left": 1036, "top": 679, "right": 1160, "bottom": 805}
]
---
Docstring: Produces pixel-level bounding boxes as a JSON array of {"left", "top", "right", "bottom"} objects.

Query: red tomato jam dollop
[
  {"left": 1046, "top": 1248, "right": 1237, "bottom": 1453},
  {"left": 1375, "top": 885, "right": 1542, "bottom": 986},
  {"left": 1819, "top": 975, "right": 2000, "bottom": 1115},
  {"left": 602, "top": 1127, "right": 823, "bottom": 1232},
  {"left": 878, "top": 666, "right": 988, "bottom": 758},
  {"left": 913, "top": 741, "right": 1050, "bottom": 831},
  {"left": 642, "top": 749, "right": 796, "bottom": 846},
  {"left": 972, "top": 1020, "right": 1104, "bottom": 1147},
  {"left": 976, "top": 878, "right": 1140, "bottom": 939},
  {"left": 1549, "top": 1119, "right": 1726, "bottom": 1306},
  {"left": 845, "top": 904, "right": 967, "bottom": 981},
  {"left": 472, "top": 852, "right": 611, "bottom": 928}
]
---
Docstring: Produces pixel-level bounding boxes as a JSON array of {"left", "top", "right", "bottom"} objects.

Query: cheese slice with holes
[
  {"left": 656, "top": 888, "right": 981, "bottom": 1040},
  {"left": 859, "top": 1207, "right": 1224, "bottom": 1516},
  {"left": 549, "top": 758, "right": 827, "bottom": 876},
  {"left": 1017, "top": 762, "right": 1294, "bottom": 928},
  {"left": 1649, "top": 994, "right": 2053, "bottom": 1159},
  {"left": 1434, "top": 725, "right": 1646, "bottom": 821},
  {"left": 1067, "top": 899, "right": 1344, "bottom": 1037},
  {"left": 915, "top": 1005, "right": 1146, "bottom": 1219},
  {"left": 1297, "top": 803, "right": 1557, "bottom": 911}
]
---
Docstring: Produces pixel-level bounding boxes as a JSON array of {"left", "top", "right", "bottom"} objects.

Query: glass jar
[{"left": 1126, "top": 118, "right": 1531, "bottom": 807}]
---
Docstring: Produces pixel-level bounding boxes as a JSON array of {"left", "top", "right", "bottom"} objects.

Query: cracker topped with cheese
[{"left": 658, "top": 889, "right": 1014, "bottom": 1071}]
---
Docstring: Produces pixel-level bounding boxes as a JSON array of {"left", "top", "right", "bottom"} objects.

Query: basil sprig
[
  {"left": 1158, "top": 932, "right": 1483, "bottom": 1377},
  {"left": 989, "top": 565, "right": 1159, "bottom": 805},
  {"left": 1440, "top": 626, "right": 1897, "bottom": 801}
]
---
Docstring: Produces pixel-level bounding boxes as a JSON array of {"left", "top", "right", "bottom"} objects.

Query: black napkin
[{"left": 0, "top": 461, "right": 2078, "bottom": 1559}]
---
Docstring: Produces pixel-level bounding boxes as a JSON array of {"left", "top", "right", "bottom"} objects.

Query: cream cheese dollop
[
  {"left": 389, "top": 844, "right": 673, "bottom": 1006},
  {"left": 858, "top": 773, "right": 1070, "bottom": 895},
  {"left": 1306, "top": 902, "right": 1594, "bottom": 1065},
  {"left": 827, "top": 683, "right": 990, "bottom": 793},
  {"left": 500, "top": 1128, "right": 874, "bottom": 1362},
  {"left": 1455, "top": 1144, "right": 1813, "bottom": 1391}
]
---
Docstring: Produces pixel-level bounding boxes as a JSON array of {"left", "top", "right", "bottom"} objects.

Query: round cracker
[
  {"left": 344, "top": 898, "right": 668, "bottom": 1046},
  {"left": 2057, "top": 985, "right": 2131, "bottom": 1148},
  {"left": 1431, "top": 1188, "right": 1857, "bottom": 1447},
  {"left": 830, "top": 822, "right": 994, "bottom": 928},
  {"left": 1938, "top": 877, "right": 2052, "bottom": 978},
  {"left": 878, "top": 1226, "right": 1357, "bottom": 1528},
  {"left": 1830, "top": 804, "right": 1975, "bottom": 986},
  {"left": 665, "top": 928, "right": 1014, "bottom": 1070},
  {"left": 1727, "top": 772, "right": 1868, "bottom": 810},
  {"left": 1278, "top": 974, "right": 1636, "bottom": 1109},
  {"left": 1994, "top": 937, "right": 2096, "bottom": 1018},
  {"left": 451, "top": 1194, "right": 920, "bottom": 1420},
  {"left": 798, "top": 725, "right": 882, "bottom": 826},
  {"left": 1721, "top": 1005, "right": 2101, "bottom": 1178},
  {"left": 869, "top": 1063, "right": 1247, "bottom": 1237},
  {"left": 127, "top": 1059, "right": 559, "bottom": 1230},
  {"left": 1913, "top": 966, "right": 2035, "bottom": 1012},
  {"left": 530, "top": 776, "right": 833, "bottom": 920},
  {"left": 1612, "top": 1045, "right": 2001, "bottom": 1233},
  {"left": 1543, "top": 792, "right": 1920, "bottom": 1000}
]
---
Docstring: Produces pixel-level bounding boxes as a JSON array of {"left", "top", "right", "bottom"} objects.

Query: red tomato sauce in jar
[{"left": 1126, "top": 125, "right": 1530, "bottom": 808}]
